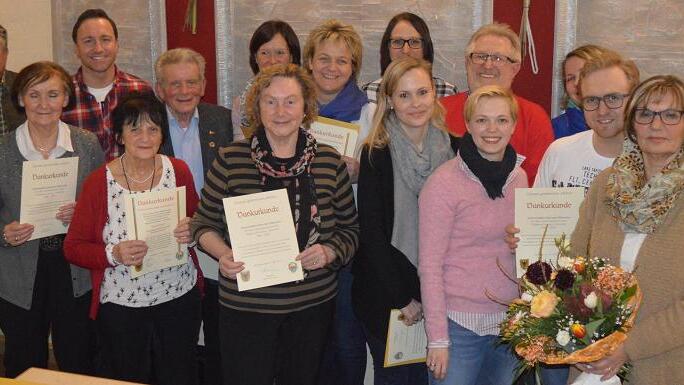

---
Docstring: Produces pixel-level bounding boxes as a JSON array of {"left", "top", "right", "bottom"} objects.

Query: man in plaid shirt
[{"left": 62, "top": 9, "right": 152, "bottom": 161}]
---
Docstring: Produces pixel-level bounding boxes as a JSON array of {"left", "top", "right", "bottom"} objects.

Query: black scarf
[{"left": 459, "top": 132, "right": 517, "bottom": 200}]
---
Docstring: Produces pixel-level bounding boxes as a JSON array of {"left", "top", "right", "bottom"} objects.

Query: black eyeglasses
[
  {"left": 389, "top": 38, "right": 423, "bottom": 49},
  {"left": 469, "top": 53, "right": 516, "bottom": 66},
  {"left": 634, "top": 108, "right": 684, "bottom": 125},
  {"left": 582, "top": 93, "right": 630, "bottom": 111}
]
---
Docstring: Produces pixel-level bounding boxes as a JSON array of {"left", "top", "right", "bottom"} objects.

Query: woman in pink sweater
[{"left": 419, "top": 86, "right": 527, "bottom": 384}]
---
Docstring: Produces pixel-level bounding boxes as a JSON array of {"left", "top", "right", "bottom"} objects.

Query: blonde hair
[
  {"left": 577, "top": 49, "right": 640, "bottom": 100},
  {"left": 463, "top": 85, "right": 519, "bottom": 124},
  {"left": 303, "top": 19, "right": 363, "bottom": 79},
  {"left": 624, "top": 75, "right": 684, "bottom": 143},
  {"left": 245, "top": 63, "right": 318, "bottom": 137},
  {"left": 155, "top": 48, "right": 207, "bottom": 84},
  {"left": 365, "top": 57, "right": 446, "bottom": 151},
  {"left": 465, "top": 23, "right": 521, "bottom": 63},
  {"left": 560, "top": 44, "right": 610, "bottom": 108}
]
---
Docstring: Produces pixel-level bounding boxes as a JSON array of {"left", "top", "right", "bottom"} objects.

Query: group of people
[{"left": 0, "top": 7, "right": 682, "bottom": 385}]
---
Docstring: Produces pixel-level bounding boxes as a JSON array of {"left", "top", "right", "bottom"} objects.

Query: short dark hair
[
  {"left": 11, "top": 61, "right": 75, "bottom": 113},
  {"left": 111, "top": 93, "right": 165, "bottom": 148},
  {"left": 72, "top": 9, "right": 118, "bottom": 43},
  {"left": 379, "top": 13, "right": 434, "bottom": 75},
  {"left": 249, "top": 20, "right": 301, "bottom": 75}
]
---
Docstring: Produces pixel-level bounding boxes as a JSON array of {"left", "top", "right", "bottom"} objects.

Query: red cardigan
[
  {"left": 440, "top": 91, "right": 554, "bottom": 186},
  {"left": 64, "top": 156, "right": 204, "bottom": 319}
]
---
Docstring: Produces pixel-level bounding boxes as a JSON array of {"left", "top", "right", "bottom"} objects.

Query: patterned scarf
[
  {"left": 251, "top": 129, "right": 321, "bottom": 250},
  {"left": 606, "top": 138, "right": 684, "bottom": 233}
]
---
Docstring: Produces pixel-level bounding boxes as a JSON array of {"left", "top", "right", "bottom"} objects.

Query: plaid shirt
[
  {"left": 362, "top": 76, "right": 457, "bottom": 103},
  {"left": 62, "top": 66, "right": 152, "bottom": 160}
]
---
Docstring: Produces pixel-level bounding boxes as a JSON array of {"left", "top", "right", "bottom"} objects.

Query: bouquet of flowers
[{"left": 499, "top": 232, "right": 642, "bottom": 383}]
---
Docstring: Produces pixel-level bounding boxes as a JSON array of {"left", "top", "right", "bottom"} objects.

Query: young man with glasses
[
  {"left": 535, "top": 50, "right": 640, "bottom": 194},
  {"left": 441, "top": 23, "right": 554, "bottom": 184}
]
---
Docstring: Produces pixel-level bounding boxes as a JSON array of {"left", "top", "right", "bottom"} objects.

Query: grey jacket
[{"left": 0, "top": 125, "right": 105, "bottom": 309}]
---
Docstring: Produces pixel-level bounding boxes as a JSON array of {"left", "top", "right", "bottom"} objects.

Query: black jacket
[{"left": 352, "top": 135, "right": 459, "bottom": 340}]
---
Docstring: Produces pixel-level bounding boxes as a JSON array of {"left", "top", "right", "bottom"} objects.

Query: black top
[{"left": 352, "top": 135, "right": 460, "bottom": 340}]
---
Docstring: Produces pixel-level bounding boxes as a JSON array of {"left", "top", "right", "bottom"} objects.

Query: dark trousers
[
  {"left": 200, "top": 278, "right": 221, "bottom": 385},
  {"left": 364, "top": 325, "right": 428, "bottom": 385},
  {"left": 318, "top": 266, "right": 367, "bottom": 385},
  {"left": 219, "top": 299, "right": 334, "bottom": 385},
  {"left": 94, "top": 285, "right": 201, "bottom": 385},
  {"left": 0, "top": 248, "right": 92, "bottom": 378}
]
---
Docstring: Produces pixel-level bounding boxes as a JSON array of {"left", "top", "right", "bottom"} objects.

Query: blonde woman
[
  {"left": 353, "top": 57, "right": 457, "bottom": 385},
  {"left": 419, "top": 86, "right": 526, "bottom": 384}
]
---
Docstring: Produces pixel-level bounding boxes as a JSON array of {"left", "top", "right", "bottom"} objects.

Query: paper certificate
[
  {"left": 125, "top": 187, "right": 187, "bottom": 278},
  {"left": 384, "top": 309, "right": 428, "bottom": 367},
  {"left": 310, "top": 116, "right": 360, "bottom": 157},
  {"left": 223, "top": 189, "right": 302, "bottom": 291},
  {"left": 514, "top": 187, "right": 585, "bottom": 277},
  {"left": 20, "top": 157, "right": 79, "bottom": 240}
]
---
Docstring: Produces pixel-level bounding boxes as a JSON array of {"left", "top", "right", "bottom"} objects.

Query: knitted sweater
[
  {"left": 190, "top": 138, "right": 359, "bottom": 314},
  {"left": 0, "top": 125, "right": 104, "bottom": 309},
  {"left": 418, "top": 154, "right": 527, "bottom": 344},
  {"left": 571, "top": 168, "right": 684, "bottom": 385}
]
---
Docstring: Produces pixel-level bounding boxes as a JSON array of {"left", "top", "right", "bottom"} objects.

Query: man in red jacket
[{"left": 441, "top": 23, "right": 553, "bottom": 184}]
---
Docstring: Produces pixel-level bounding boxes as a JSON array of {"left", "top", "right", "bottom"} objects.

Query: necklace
[
  {"left": 120, "top": 153, "right": 156, "bottom": 191},
  {"left": 28, "top": 129, "right": 57, "bottom": 155}
]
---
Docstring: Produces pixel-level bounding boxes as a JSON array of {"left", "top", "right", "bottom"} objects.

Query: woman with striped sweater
[{"left": 190, "top": 63, "right": 359, "bottom": 385}]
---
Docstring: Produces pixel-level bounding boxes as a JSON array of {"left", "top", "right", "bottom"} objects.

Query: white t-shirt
[
  {"left": 533, "top": 130, "right": 614, "bottom": 194},
  {"left": 88, "top": 83, "right": 113, "bottom": 103}
]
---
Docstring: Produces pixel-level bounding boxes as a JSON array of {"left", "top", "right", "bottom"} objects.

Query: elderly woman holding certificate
[
  {"left": 570, "top": 75, "right": 684, "bottom": 385},
  {"left": 191, "top": 63, "right": 359, "bottom": 385},
  {"left": 0, "top": 61, "right": 103, "bottom": 377},
  {"left": 418, "top": 85, "right": 527, "bottom": 384},
  {"left": 64, "top": 93, "right": 203, "bottom": 385}
]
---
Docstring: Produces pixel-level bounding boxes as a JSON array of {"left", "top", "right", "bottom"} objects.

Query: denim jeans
[
  {"left": 363, "top": 324, "right": 428, "bottom": 385},
  {"left": 518, "top": 365, "right": 570, "bottom": 385},
  {"left": 430, "top": 319, "right": 519, "bottom": 385}
]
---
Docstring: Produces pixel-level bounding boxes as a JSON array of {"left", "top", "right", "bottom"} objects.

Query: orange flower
[
  {"left": 570, "top": 323, "right": 586, "bottom": 339},
  {"left": 573, "top": 257, "right": 586, "bottom": 274},
  {"left": 530, "top": 291, "right": 559, "bottom": 318}
]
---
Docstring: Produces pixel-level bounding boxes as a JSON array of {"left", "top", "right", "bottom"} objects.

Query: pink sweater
[{"left": 418, "top": 155, "right": 527, "bottom": 343}]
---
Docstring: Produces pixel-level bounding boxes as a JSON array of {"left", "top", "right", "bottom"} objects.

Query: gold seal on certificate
[
  {"left": 223, "top": 189, "right": 303, "bottom": 291},
  {"left": 384, "top": 309, "right": 428, "bottom": 367},
  {"left": 125, "top": 186, "right": 188, "bottom": 278},
  {"left": 514, "top": 187, "right": 585, "bottom": 277},
  {"left": 20, "top": 157, "right": 79, "bottom": 240},
  {"left": 309, "top": 116, "right": 360, "bottom": 157}
]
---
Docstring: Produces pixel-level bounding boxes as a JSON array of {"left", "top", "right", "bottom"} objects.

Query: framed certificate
[
  {"left": 125, "top": 186, "right": 188, "bottom": 277},
  {"left": 309, "top": 116, "right": 360, "bottom": 157},
  {"left": 20, "top": 157, "right": 79, "bottom": 240},
  {"left": 223, "top": 189, "right": 303, "bottom": 291},
  {"left": 514, "top": 187, "right": 585, "bottom": 277},
  {"left": 384, "top": 309, "right": 428, "bottom": 367}
]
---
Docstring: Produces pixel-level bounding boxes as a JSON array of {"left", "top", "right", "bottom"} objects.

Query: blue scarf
[{"left": 318, "top": 79, "right": 368, "bottom": 123}]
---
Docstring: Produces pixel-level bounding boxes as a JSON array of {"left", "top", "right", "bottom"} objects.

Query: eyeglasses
[
  {"left": 582, "top": 93, "right": 630, "bottom": 111},
  {"left": 389, "top": 38, "right": 423, "bottom": 49},
  {"left": 469, "top": 53, "right": 516, "bottom": 66},
  {"left": 634, "top": 108, "right": 684, "bottom": 125},
  {"left": 256, "top": 49, "right": 289, "bottom": 60}
]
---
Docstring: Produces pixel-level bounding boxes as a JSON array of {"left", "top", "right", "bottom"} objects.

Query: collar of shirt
[
  {"left": 16, "top": 120, "right": 73, "bottom": 160},
  {"left": 166, "top": 104, "right": 199, "bottom": 132}
]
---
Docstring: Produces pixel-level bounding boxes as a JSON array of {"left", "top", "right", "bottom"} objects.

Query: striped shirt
[
  {"left": 191, "top": 138, "right": 359, "bottom": 314},
  {"left": 362, "top": 76, "right": 457, "bottom": 104}
]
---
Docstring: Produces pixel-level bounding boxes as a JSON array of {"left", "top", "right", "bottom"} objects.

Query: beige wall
[{"left": 0, "top": 0, "right": 53, "bottom": 72}]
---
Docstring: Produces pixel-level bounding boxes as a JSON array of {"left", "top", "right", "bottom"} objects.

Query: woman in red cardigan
[{"left": 64, "top": 93, "right": 203, "bottom": 385}]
